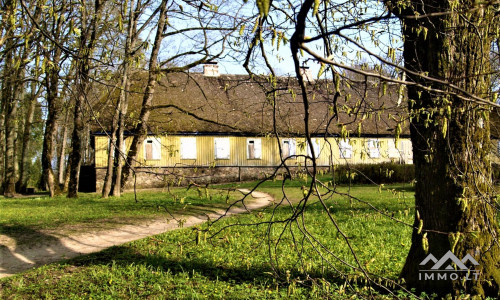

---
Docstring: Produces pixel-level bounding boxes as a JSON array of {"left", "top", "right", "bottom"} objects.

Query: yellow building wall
[{"left": 94, "top": 135, "right": 413, "bottom": 168}]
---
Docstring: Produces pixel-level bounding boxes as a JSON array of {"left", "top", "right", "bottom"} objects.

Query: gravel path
[{"left": 0, "top": 189, "right": 273, "bottom": 279}]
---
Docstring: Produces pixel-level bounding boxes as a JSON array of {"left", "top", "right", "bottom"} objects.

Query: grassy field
[
  {"left": 0, "top": 187, "right": 239, "bottom": 245},
  {"left": 0, "top": 179, "right": 429, "bottom": 299}
]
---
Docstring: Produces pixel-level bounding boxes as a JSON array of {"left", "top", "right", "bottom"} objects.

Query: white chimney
[
  {"left": 203, "top": 62, "right": 219, "bottom": 77},
  {"left": 299, "top": 66, "right": 313, "bottom": 83}
]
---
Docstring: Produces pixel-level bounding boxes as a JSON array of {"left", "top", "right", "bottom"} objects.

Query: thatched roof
[{"left": 92, "top": 71, "right": 410, "bottom": 137}]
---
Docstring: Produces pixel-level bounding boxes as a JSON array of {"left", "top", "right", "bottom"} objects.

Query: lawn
[
  {"left": 0, "top": 179, "right": 427, "bottom": 299},
  {"left": 0, "top": 187, "right": 240, "bottom": 245}
]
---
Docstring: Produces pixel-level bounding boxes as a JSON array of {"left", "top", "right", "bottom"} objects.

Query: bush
[{"left": 328, "top": 163, "right": 415, "bottom": 184}]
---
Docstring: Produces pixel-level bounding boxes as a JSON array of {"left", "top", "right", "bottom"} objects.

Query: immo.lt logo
[{"left": 419, "top": 250, "right": 480, "bottom": 281}]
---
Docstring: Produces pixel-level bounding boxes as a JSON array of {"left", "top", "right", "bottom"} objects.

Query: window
[
  {"left": 367, "top": 139, "right": 380, "bottom": 158},
  {"left": 180, "top": 137, "right": 197, "bottom": 159},
  {"left": 388, "top": 139, "right": 400, "bottom": 158},
  {"left": 247, "top": 138, "right": 262, "bottom": 159},
  {"left": 214, "top": 137, "right": 230, "bottom": 159},
  {"left": 307, "top": 138, "right": 321, "bottom": 158},
  {"left": 339, "top": 139, "right": 352, "bottom": 159},
  {"left": 144, "top": 137, "right": 161, "bottom": 160},
  {"left": 282, "top": 139, "right": 296, "bottom": 158}
]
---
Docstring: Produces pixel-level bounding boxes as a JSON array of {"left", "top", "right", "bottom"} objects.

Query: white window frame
[
  {"left": 307, "top": 138, "right": 321, "bottom": 158},
  {"left": 214, "top": 137, "right": 230, "bottom": 159},
  {"left": 282, "top": 138, "right": 296, "bottom": 158},
  {"left": 144, "top": 137, "right": 161, "bottom": 160},
  {"left": 339, "top": 139, "right": 352, "bottom": 159},
  {"left": 180, "top": 137, "right": 197, "bottom": 159},
  {"left": 246, "top": 138, "right": 262, "bottom": 159},
  {"left": 367, "top": 139, "right": 380, "bottom": 158}
]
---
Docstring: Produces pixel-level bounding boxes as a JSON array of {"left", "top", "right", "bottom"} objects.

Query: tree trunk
[
  {"left": 112, "top": 0, "right": 140, "bottom": 197},
  {"left": 398, "top": 1, "right": 500, "bottom": 297},
  {"left": 41, "top": 46, "right": 62, "bottom": 197},
  {"left": 67, "top": 0, "right": 103, "bottom": 198},
  {"left": 67, "top": 86, "right": 86, "bottom": 198},
  {"left": 101, "top": 95, "right": 119, "bottom": 198},
  {"left": 17, "top": 79, "right": 39, "bottom": 193},
  {"left": 120, "top": 0, "right": 168, "bottom": 191},
  {"left": 57, "top": 107, "right": 70, "bottom": 187},
  {"left": 111, "top": 76, "right": 130, "bottom": 197},
  {"left": 2, "top": 56, "right": 17, "bottom": 197},
  {"left": 0, "top": 92, "right": 5, "bottom": 192}
]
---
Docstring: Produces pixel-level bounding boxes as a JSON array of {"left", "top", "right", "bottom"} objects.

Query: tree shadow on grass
[{"left": 0, "top": 225, "right": 78, "bottom": 277}]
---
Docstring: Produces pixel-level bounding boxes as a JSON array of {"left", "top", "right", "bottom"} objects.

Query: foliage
[{"left": 330, "top": 163, "right": 414, "bottom": 184}]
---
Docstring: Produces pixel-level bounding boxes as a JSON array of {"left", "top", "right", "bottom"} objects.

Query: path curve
[{"left": 0, "top": 189, "right": 273, "bottom": 279}]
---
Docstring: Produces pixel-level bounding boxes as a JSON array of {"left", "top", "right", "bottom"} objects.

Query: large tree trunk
[
  {"left": 398, "top": 1, "right": 500, "bottom": 297},
  {"left": 2, "top": 54, "right": 17, "bottom": 197},
  {"left": 1, "top": 0, "right": 19, "bottom": 197},
  {"left": 120, "top": 0, "right": 168, "bottom": 191}
]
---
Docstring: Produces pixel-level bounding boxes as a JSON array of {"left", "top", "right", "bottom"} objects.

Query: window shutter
[
  {"left": 289, "top": 139, "right": 296, "bottom": 156},
  {"left": 247, "top": 138, "right": 262, "bottom": 159},
  {"left": 388, "top": 139, "right": 400, "bottom": 158},
  {"left": 367, "top": 139, "right": 380, "bottom": 158},
  {"left": 339, "top": 139, "right": 352, "bottom": 159},
  {"left": 307, "top": 138, "right": 321, "bottom": 158},
  {"left": 214, "top": 138, "right": 230, "bottom": 159},
  {"left": 180, "top": 137, "right": 197, "bottom": 159},
  {"left": 254, "top": 139, "right": 262, "bottom": 159},
  {"left": 145, "top": 141, "right": 153, "bottom": 160},
  {"left": 152, "top": 137, "right": 161, "bottom": 160},
  {"left": 247, "top": 140, "right": 255, "bottom": 159}
]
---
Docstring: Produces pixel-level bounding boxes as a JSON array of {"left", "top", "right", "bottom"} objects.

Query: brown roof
[{"left": 91, "top": 72, "right": 410, "bottom": 137}]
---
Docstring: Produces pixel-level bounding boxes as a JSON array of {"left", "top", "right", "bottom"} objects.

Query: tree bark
[
  {"left": 1, "top": 0, "right": 20, "bottom": 197},
  {"left": 67, "top": 0, "right": 103, "bottom": 198},
  {"left": 111, "top": 0, "right": 139, "bottom": 197},
  {"left": 17, "top": 79, "right": 39, "bottom": 192},
  {"left": 41, "top": 46, "right": 62, "bottom": 197},
  {"left": 2, "top": 49, "right": 17, "bottom": 197},
  {"left": 57, "top": 107, "right": 70, "bottom": 187},
  {"left": 397, "top": 1, "right": 500, "bottom": 297},
  {"left": 120, "top": 0, "right": 168, "bottom": 191}
]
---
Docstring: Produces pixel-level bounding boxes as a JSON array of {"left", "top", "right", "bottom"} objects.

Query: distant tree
[
  {"left": 119, "top": 0, "right": 244, "bottom": 192},
  {"left": 102, "top": 0, "right": 154, "bottom": 198}
]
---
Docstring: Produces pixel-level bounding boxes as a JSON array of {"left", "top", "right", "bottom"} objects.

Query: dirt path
[{"left": 0, "top": 189, "right": 273, "bottom": 279}]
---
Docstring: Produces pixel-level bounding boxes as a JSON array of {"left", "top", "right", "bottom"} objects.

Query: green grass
[
  {"left": 0, "top": 181, "right": 425, "bottom": 299},
  {"left": 0, "top": 187, "right": 239, "bottom": 244}
]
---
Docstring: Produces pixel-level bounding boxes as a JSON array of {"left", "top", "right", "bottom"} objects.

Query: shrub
[{"left": 328, "top": 163, "right": 415, "bottom": 184}]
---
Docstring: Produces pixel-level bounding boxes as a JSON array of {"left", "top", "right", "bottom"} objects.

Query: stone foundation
[{"left": 95, "top": 166, "right": 327, "bottom": 191}]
